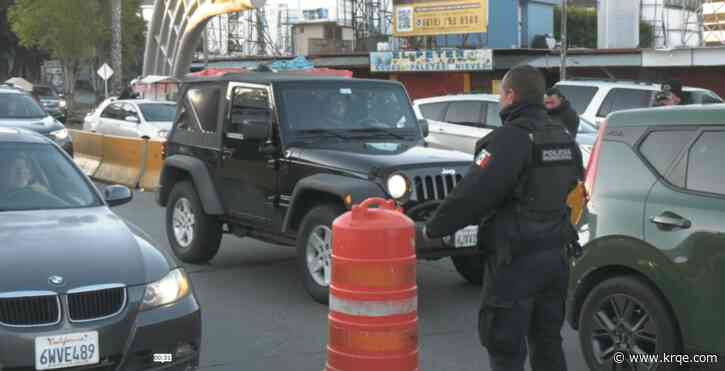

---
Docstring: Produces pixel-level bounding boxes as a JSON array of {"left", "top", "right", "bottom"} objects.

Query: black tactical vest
[{"left": 511, "top": 118, "right": 582, "bottom": 221}]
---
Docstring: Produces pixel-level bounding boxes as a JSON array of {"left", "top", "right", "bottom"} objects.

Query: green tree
[
  {"left": 93, "top": 0, "right": 145, "bottom": 93},
  {"left": 8, "top": 0, "right": 104, "bottom": 95}
]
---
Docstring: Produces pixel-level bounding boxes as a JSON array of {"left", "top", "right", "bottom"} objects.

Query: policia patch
[{"left": 533, "top": 143, "right": 576, "bottom": 167}]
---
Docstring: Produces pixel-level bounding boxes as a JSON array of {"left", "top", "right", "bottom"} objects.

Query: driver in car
[
  {"left": 0, "top": 153, "right": 48, "bottom": 194},
  {"left": 321, "top": 94, "right": 351, "bottom": 129}
]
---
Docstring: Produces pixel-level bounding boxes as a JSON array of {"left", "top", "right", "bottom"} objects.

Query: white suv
[
  {"left": 554, "top": 80, "right": 723, "bottom": 127},
  {"left": 413, "top": 94, "right": 598, "bottom": 166}
]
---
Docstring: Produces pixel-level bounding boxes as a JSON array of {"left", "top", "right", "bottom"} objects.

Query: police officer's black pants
[{"left": 478, "top": 247, "right": 569, "bottom": 371}]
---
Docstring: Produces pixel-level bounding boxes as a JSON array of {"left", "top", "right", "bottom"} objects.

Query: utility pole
[
  {"left": 560, "top": 0, "right": 568, "bottom": 81},
  {"left": 111, "top": 0, "right": 123, "bottom": 94}
]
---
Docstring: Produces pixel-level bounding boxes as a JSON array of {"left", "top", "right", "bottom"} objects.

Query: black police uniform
[{"left": 424, "top": 102, "right": 583, "bottom": 371}]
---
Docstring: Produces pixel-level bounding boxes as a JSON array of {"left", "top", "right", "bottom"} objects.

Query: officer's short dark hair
[
  {"left": 502, "top": 65, "right": 546, "bottom": 105},
  {"left": 545, "top": 87, "right": 564, "bottom": 99}
]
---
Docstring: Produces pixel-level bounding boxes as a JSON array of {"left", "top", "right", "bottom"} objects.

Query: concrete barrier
[
  {"left": 139, "top": 139, "right": 165, "bottom": 191},
  {"left": 92, "top": 135, "right": 149, "bottom": 188},
  {"left": 69, "top": 130, "right": 104, "bottom": 176}
]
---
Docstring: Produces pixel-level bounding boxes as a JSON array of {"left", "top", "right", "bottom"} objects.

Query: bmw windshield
[
  {"left": 0, "top": 143, "right": 102, "bottom": 211},
  {"left": 0, "top": 93, "right": 47, "bottom": 119},
  {"left": 275, "top": 82, "right": 421, "bottom": 142}
]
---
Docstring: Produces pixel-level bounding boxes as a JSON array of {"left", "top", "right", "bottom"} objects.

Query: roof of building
[{"left": 608, "top": 104, "right": 725, "bottom": 128}]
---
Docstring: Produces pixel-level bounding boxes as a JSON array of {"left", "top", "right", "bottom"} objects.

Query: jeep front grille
[{"left": 413, "top": 174, "right": 463, "bottom": 201}]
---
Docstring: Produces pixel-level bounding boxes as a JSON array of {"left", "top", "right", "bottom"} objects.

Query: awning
[{"left": 4, "top": 77, "right": 33, "bottom": 92}]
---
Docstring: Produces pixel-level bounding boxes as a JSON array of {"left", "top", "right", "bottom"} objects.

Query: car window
[
  {"left": 484, "top": 102, "right": 502, "bottom": 127},
  {"left": 0, "top": 143, "right": 101, "bottom": 211},
  {"left": 639, "top": 130, "right": 696, "bottom": 179},
  {"left": 686, "top": 91, "right": 723, "bottom": 105},
  {"left": 686, "top": 131, "right": 725, "bottom": 195},
  {"left": 101, "top": 103, "right": 123, "bottom": 120},
  {"left": 597, "top": 88, "right": 654, "bottom": 117},
  {"left": 0, "top": 93, "right": 47, "bottom": 119},
  {"left": 139, "top": 103, "right": 176, "bottom": 122},
  {"left": 443, "top": 101, "right": 483, "bottom": 126},
  {"left": 418, "top": 102, "right": 447, "bottom": 121},
  {"left": 122, "top": 103, "right": 139, "bottom": 122},
  {"left": 555, "top": 85, "right": 599, "bottom": 114},
  {"left": 228, "top": 87, "right": 271, "bottom": 135},
  {"left": 187, "top": 87, "right": 221, "bottom": 133}
]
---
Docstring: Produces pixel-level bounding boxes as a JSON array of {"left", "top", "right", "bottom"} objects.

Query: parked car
[
  {"left": 0, "top": 127, "right": 201, "bottom": 370},
  {"left": 413, "top": 94, "right": 596, "bottom": 165},
  {"left": 158, "top": 73, "right": 482, "bottom": 304},
  {"left": 0, "top": 85, "right": 73, "bottom": 156},
  {"left": 32, "top": 84, "right": 67, "bottom": 123},
  {"left": 567, "top": 104, "right": 725, "bottom": 370},
  {"left": 83, "top": 99, "right": 175, "bottom": 140},
  {"left": 554, "top": 79, "right": 723, "bottom": 127}
]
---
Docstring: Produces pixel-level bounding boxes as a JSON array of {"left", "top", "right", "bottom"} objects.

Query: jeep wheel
[
  {"left": 297, "top": 205, "right": 344, "bottom": 304},
  {"left": 166, "top": 181, "right": 222, "bottom": 264},
  {"left": 451, "top": 255, "right": 484, "bottom": 285},
  {"left": 579, "top": 276, "right": 682, "bottom": 371}
]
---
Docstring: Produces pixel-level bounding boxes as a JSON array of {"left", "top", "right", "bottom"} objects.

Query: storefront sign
[
  {"left": 393, "top": 0, "right": 488, "bottom": 37},
  {"left": 370, "top": 49, "right": 493, "bottom": 72}
]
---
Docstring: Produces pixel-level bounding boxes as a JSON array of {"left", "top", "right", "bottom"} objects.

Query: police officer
[{"left": 422, "top": 65, "right": 583, "bottom": 371}]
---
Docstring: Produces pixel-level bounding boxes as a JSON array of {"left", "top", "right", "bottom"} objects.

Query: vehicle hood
[
  {"left": 0, "top": 115, "right": 62, "bottom": 135},
  {"left": 0, "top": 207, "right": 173, "bottom": 293},
  {"left": 286, "top": 141, "right": 473, "bottom": 175}
]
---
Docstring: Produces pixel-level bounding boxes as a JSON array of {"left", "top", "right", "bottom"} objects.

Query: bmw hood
[
  {"left": 0, "top": 207, "right": 173, "bottom": 293},
  {"left": 286, "top": 141, "right": 473, "bottom": 175},
  {"left": 0, "top": 115, "right": 63, "bottom": 135}
]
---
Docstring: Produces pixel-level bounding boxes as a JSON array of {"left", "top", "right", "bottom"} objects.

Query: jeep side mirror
[{"left": 418, "top": 118, "right": 429, "bottom": 138}]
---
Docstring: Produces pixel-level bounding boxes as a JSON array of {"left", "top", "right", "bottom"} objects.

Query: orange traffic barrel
[{"left": 326, "top": 198, "right": 418, "bottom": 371}]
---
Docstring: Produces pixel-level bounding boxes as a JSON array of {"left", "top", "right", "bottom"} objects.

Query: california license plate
[
  {"left": 446, "top": 226, "right": 477, "bottom": 248},
  {"left": 35, "top": 331, "right": 99, "bottom": 370}
]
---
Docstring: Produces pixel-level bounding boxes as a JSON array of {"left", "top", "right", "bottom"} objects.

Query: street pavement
[{"left": 109, "top": 187, "right": 589, "bottom": 371}]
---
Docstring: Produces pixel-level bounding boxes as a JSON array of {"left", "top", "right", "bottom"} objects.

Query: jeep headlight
[
  {"left": 141, "top": 268, "right": 190, "bottom": 311},
  {"left": 386, "top": 173, "right": 409, "bottom": 200},
  {"left": 50, "top": 128, "right": 68, "bottom": 141}
]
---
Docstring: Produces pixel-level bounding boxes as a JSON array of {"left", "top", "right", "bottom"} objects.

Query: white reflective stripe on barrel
[{"left": 329, "top": 295, "right": 417, "bottom": 317}]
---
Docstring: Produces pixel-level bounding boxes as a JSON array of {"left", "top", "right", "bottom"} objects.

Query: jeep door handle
[{"left": 650, "top": 212, "right": 691, "bottom": 230}]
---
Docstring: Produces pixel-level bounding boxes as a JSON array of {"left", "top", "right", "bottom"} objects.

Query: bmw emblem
[{"left": 48, "top": 275, "right": 65, "bottom": 286}]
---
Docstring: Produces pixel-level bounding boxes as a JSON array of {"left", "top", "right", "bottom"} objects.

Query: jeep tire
[
  {"left": 166, "top": 181, "right": 222, "bottom": 264},
  {"left": 451, "top": 255, "right": 484, "bottom": 285},
  {"left": 579, "top": 276, "right": 682, "bottom": 371},
  {"left": 297, "top": 204, "right": 344, "bottom": 304}
]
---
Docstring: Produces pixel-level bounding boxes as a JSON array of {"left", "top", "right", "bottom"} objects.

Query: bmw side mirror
[
  {"left": 104, "top": 185, "right": 133, "bottom": 207},
  {"left": 418, "top": 118, "right": 430, "bottom": 138}
]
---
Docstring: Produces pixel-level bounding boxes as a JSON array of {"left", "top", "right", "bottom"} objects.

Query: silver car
[
  {"left": 83, "top": 99, "right": 175, "bottom": 140},
  {"left": 0, "top": 128, "right": 201, "bottom": 370}
]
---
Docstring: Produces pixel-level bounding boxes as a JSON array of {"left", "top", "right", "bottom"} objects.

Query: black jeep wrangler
[{"left": 157, "top": 73, "right": 482, "bottom": 303}]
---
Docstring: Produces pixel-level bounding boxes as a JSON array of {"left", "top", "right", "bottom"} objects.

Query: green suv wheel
[
  {"left": 166, "top": 181, "right": 222, "bottom": 263},
  {"left": 450, "top": 255, "right": 484, "bottom": 285},
  {"left": 296, "top": 204, "right": 344, "bottom": 305},
  {"left": 579, "top": 276, "right": 682, "bottom": 371}
]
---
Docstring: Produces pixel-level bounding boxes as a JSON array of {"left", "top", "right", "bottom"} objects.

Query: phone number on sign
[{"left": 617, "top": 352, "right": 719, "bottom": 366}]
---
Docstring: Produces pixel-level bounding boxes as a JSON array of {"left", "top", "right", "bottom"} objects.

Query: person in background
[
  {"left": 544, "top": 88, "right": 580, "bottom": 137},
  {"left": 662, "top": 80, "right": 685, "bottom": 105}
]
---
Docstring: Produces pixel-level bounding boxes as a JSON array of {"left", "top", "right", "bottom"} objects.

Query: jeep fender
[
  {"left": 159, "top": 155, "right": 225, "bottom": 215},
  {"left": 282, "top": 173, "right": 387, "bottom": 234}
]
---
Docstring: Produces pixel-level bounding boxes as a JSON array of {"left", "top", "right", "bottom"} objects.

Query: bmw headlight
[
  {"left": 50, "top": 128, "right": 68, "bottom": 141},
  {"left": 386, "top": 173, "right": 410, "bottom": 200},
  {"left": 141, "top": 268, "right": 190, "bottom": 311}
]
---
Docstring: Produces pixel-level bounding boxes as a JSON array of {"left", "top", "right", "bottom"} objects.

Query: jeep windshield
[{"left": 275, "top": 82, "right": 420, "bottom": 143}]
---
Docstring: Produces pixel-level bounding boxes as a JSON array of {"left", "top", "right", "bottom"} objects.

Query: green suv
[{"left": 568, "top": 105, "right": 725, "bottom": 370}]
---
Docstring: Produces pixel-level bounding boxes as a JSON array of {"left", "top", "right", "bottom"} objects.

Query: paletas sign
[{"left": 370, "top": 49, "right": 493, "bottom": 72}]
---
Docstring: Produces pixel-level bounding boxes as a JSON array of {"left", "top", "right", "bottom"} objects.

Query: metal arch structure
[{"left": 143, "top": 0, "right": 266, "bottom": 78}]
